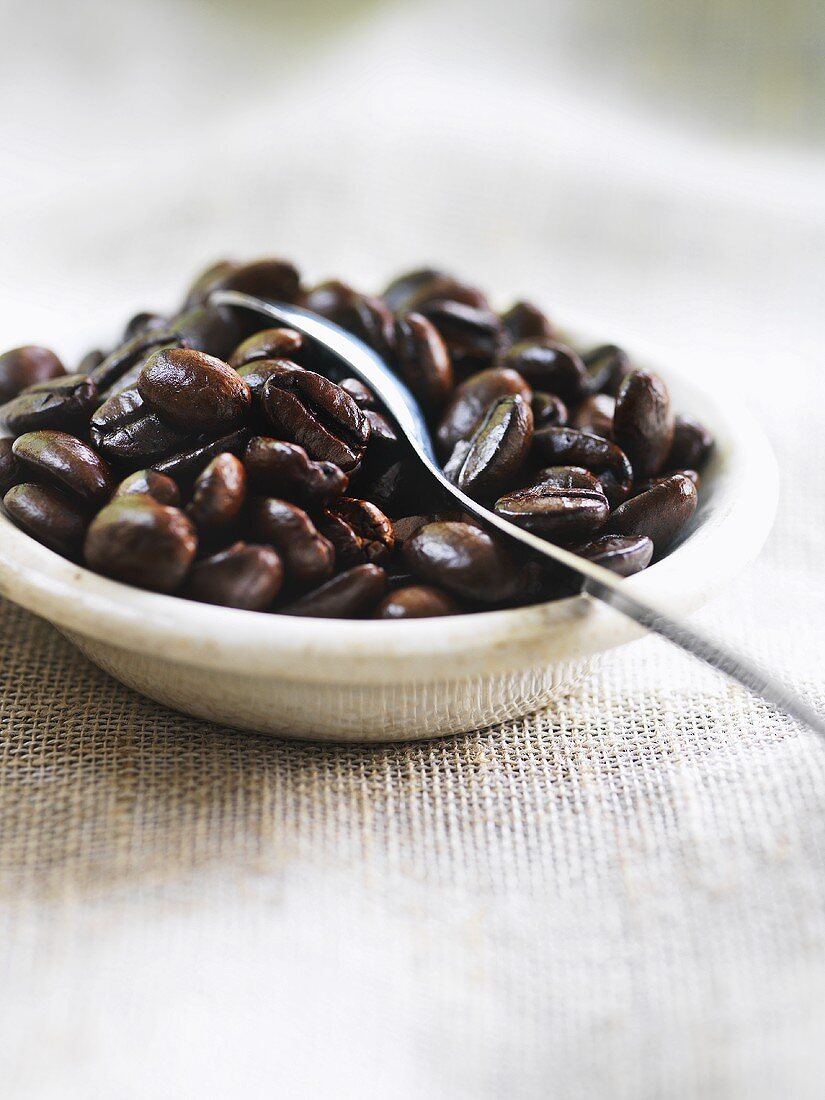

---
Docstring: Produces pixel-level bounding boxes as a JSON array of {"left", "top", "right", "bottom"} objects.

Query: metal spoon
[{"left": 210, "top": 289, "right": 825, "bottom": 737}]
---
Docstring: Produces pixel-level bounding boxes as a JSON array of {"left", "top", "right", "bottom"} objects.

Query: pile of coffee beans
[{"left": 0, "top": 259, "right": 713, "bottom": 618}]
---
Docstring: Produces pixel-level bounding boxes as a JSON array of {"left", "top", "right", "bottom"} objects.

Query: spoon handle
[{"left": 210, "top": 290, "right": 825, "bottom": 738}]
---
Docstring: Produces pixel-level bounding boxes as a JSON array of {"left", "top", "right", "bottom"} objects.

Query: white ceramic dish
[{"left": 0, "top": 329, "right": 778, "bottom": 741}]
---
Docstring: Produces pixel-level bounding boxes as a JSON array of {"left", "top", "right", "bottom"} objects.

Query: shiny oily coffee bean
[
  {"left": 501, "top": 340, "right": 589, "bottom": 404},
  {"left": 85, "top": 495, "right": 197, "bottom": 593},
  {"left": 229, "top": 328, "right": 304, "bottom": 369},
  {"left": 304, "top": 282, "right": 395, "bottom": 359},
  {"left": 139, "top": 348, "right": 251, "bottom": 435},
  {"left": 392, "top": 511, "right": 475, "bottom": 544},
  {"left": 4, "top": 483, "right": 87, "bottom": 559},
  {"left": 0, "top": 437, "right": 21, "bottom": 493},
  {"left": 243, "top": 436, "right": 348, "bottom": 501},
  {"left": 77, "top": 349, "right": 105, "bottom": 375},
  {"left": 320, "top": 496, "right": 395, "bottom": 566},
  {"left": 1, "top": 373, "right": 99, "bottom": 436},
  {"left": 572, "top": 393, "right": 614, "bottom": 437},
  {"left": 152, "top": 429, "right": 248, "bottom": 487},
  {"left": 494, "top": 480, "right": 609, "bottom": 542},
  {"left": 123, "top": 311, "right": 169, "bottom": 341},
  {"left": 204, "top": 258, "right": 301, "bottom": 306},
  {"left": 252, "top": 497, "right": 334, "bottom": 585},
  {"left": 235, "top": 358, "right": 290, "bottom": 404},
  {"left": 90, "top": 327, "right": 180, "bottom": 391},
  {"left": 363, "top": 409, "right": 398, "bottom": 448},
  {"left": 533, "top": 465, "right": 604, "bottom": 492},
  {"left": 373, "top": 585, "right": 460, "bottom": 619},
  {"left": 281, "top": 563, "right": 387, "bottom": 618},
  {"left": 456, "top": 394, "right": 533, "bottom": 500},
  {"left": 338, "top": 377, "right": 376, "bottom": 408},
  {"left": 402, "top": 275, "right": 491, "bottom": 315},
  {"left": 12, "top": 431, "right": 113, "bottom": 504},
  {"left": 393, "top": 313, "right": 454, "bottom": 412},
  {"left": 531, "top": 392, "right": 568, "bottom": 428},
  {"left": 91, "top": 387, "right": 191, "bottom": 462},
  {"left": 666, "top": 415, "right": 714, "bottom": 472},
  {"left": 403, "top": 521, "right": 523, "bottom": 603},
  {"left": 532, "top": 426, "right": 633, "bottom": 506},
  {"left": 606, "top": 472, "right": 697, "bottom": 553},
  {"left": 418, "top": 300, "right": 502, "bottom": 367},
  {"left": 582, "top": 344, "right": 631, "bottom": 396},
  {"left": 181, "top": 259, "right": 239, "bottom": 310},
  {"left": 501, "top": 301, "right": 555, "bottom": 344},
  {"left": 380, "top": 267, "right": 449, "bottom": 312},
  {"left": 628, "top": 469, "right": 701, "bottom": 498},
  {"left": 187, "top": 453, "right": 246, "bottom": 530},
  {"left": 573, "top": 533, "right": 654, "bottom": 577},
  {"left": 185, "top": 542, "right": 283, "bottom": 611},
  {"left": 113, "top": 469, "right": 180, "bottom": 506},
  {"left": 261, "top": 364, "right": 370, "bottom": 471},
  {"left": 171, "top": 303, "right": 250, "bottom": 362},
  {"left": 613, "top": 369, "right": 674, "bottom": 480},
  {"left": 0, "top": 346, "right": 65, "bottom": 403},
  {"left": 436, "top": 367, "right": 532, "bottom": 458}
]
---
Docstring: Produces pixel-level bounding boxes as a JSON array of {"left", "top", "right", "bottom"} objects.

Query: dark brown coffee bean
[
  {"left": 606, "top": 473, "right": 697, "bottom": 552},
  {"left": 582, "top": 344, "right": 631, "bottom": 395},
  {"left": 235, "top": 358, "right": 290, "bottom": 403},
  {"left": 393, "top": 313, "right": 454, "bottom": 412},
  {"left": 501, "top": 301, "right": 555, "bottom": 344},
  {"left": 338, "top": 377, "right": 376, "bottom": 408},
  {"left": 531, "top": 392, "right": 568, "bottom": 428},
  {"left": 204, "top": 258, "right": 301, "bottom": 305},
  {"left": 0, "top": 437, "right": 21, "bottom": 493},
  {"left": 666, "top": 415, "right": 714, "bottom": 472},
  {"left": 77, "top": 349, "right": 105, "bottom": 374},
  {"left": 418, "top": 300, "right": 502, "bottom": 368},
  {"left": 281, "top": 563, "right": 386, "bottom": 618},
  {"left": 229, "top": 328, "right": 304, "bottom": 369},
  {"left": 85, "top": 495, "right": 197, "bottom": 592},
  {"left": 304, "top": 282, "right": 395, "bottom": 359},
  {"left": 261, "top": 364, "right": 369, "bottom": 471},
  {"left": 494, "top": 480, "right": 609, "bottom": 541},
  {"left": 184, "top": 542, "right": 283, "bottom": 611},
  {"left": 172, "top": 304, "right": 250, "bottom": 361},
  {"left": 114, "top": 469, "right": 180, "bottom": 506},
  {"left": 628, "top": 469, "right": 701, "bottom": 498},
  {"left": 181, "top": 259, "right": 239, "bottom": 310},
  {"left": 187, "top": 453, "right": 246, "bottom": 529},
  {"left": 437, "top": 367, "right": 532, "bottom": 458},
  {"left": 573, "top": 533, "right": 654, "bottom": 577},
  {"left": 456, "top": 394, "right": 533, "bottom": 500},
  {"left": 532, "top": 426, "right": 633, "bottom": 506},
  {"left": 613, "top": 369, "right": 674, "bottom": 479},
  {"left": 4, "top": 483, "right": 87, "bottom": 558},
  {"left": 403, "top": 276, "right": 491, "bottom": 314},
  {"left": 124, "top": 312, "right": 169, "bottom": 341},
  {"left": 403, "top": 521, "right": 523, "bottom": 603},
  {"left": 90, "top": 328, "right": 180, "bottom": 391},
  {"left": 138, "top": 348, "right": 251, "bottom": 434},
  {"left": 380, "top": 268, "right": 449, "bottom": 312},
  {"left": 363, "top": 409, "right": 398, "bottom": 447},
  {"left": 243, "top": 436, "right": 348, "bottom": 501},
  {"left": 501, "top": 340, "right": 589, "bottom": 404},
  {"left": 373, "top": 585, "right": 460, "bottom": 619},
  {"left": 572, "top": 393, "right": 614, "bottom": 437},
  {"left": 12, "top": 431, "right": 113, "bottom": 503},
  {"left": 320, "top": 497, "right": 395, "bottom": 566},
  {"left": 0, "top": 346, "right": 65, "bottom": 403},
  {"left": 91, "top": 387, "right": 191, "bottom": 462},
  {"left": 0, "top": 374, "right": 99, "bottom": 435},
  {"left": 152, "top": 430, "right": 248, "bottom": 486},
  {"left": 252, "top": 497, "right": 335, "bottom": 585},
  {"left": 533, "top": 465, "right": 604, "bottom": 492}
]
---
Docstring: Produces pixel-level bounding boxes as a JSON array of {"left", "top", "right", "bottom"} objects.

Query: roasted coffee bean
[
  {"left": 123, "top": 311, "right": 169, "bottom": 341},
  {"left": 582, "top": 344, "right": 631, "bottom": 395},
  {"left": 613, "top": 369, "right": 674, "bottom": 479},
  {"left": 363, "top": 409, "right": 398, "bottom": 447},
  {"left": 495, "top": 478, "right": 609, "bottom": 541},
  {"left": 261, "top": 364, "right": 369, "bottom": 471},
  {"left": 77, "top": 349, "right": 105, "bottom": 375},
  {"left": 91, "top": 387, "right": 191, "bottom": 462},
  {"left": 531, "top": 392, "right": 568, "bottom": 428},
  {"left": 392, "top": 512, "right": 477, "bottom": 544},
  {"left": 187, "top": 453, "right": 246, "bottom": 529},
  {"left": 532, "top": 426, "right": 633, "bottom": 506},
  {"left": 252, "top": 497, "right": 335, "bottom": 585},
  {"left": 532, "top": 465, "right": 604, "bottom": 492},
  {"left": 606, "top": 472, "right": 697, "bottom": 552},
  {"left": 400, "top": 275, "right": 490, "bottom": 314},
  {"left": 235, "top": 358, "right": 290, "bottom": 403},
  {"left": 90, "top": 327, "right": 180, "bottom": 391},
  {"left": 152, "top": 430, "right": 248, "bottom": 486},
  {"left": 181, "top": 259, "right": 239, "bottom": 310},
  {"left": 281, "top": 563, "right": 386, "bottom": 618},
  {"left": 0, "top": 437, "right": 21, "bottom": 493},
  {"left": 204, "top": 258, "right": 301, "bottom": 305},
  {"left": 304, "top": 282, "right": 395, "bottom": 359},
  {"left": 573, "top": 533, "right": 654, "bottom": 577},
  {"left": 381, "top": 267, "right": 449, "bottom": 312},
  {"left": 455, "top": 394, "right": 533, "bottom": 500},
  {"left": 501, "top": 301, "right": 555, "bottom": 344},
  {"left": 0, "top": 373, "right": 98, "bottom": 435},
  {"left": 12, "top": 431, "right": 113, "bottom": 503},
  {"left": 138, "top": 348, "right": 251, "bottom": 434},
  {"left": 85, "top": 495, "right": 197, "bottom": 592},
  {"left": 171, "top": 303, "right": 249, "bottom": 361},
  {"left": 628, "top": 469, "right": 701, "bottom": 498},
  {"left": 320, "top": 497, "right": 395, "bottom": 566},
  {"left": 229, "top": 328, "right": 304, "bottom": 369},
  {"left": 666, "top": 415, "right": 714, "bottom": 472},
  {"left": 4, "top": 483, "right": 87, "bottom": 558},
  {"left": 338, "top": 377, "right": 376, "bottom": 408},
  {"left": 393, "top": 313, "right": 454, "bottom": 412},
  {"left": 185, "top": 542, "right": 283, "bottom": 611},
  {"left": 437, "top": 367, "right": 532, "bottom": 458},
  {"left": 572, "top": 393, "right": 614, "bottom": 437},
  {"left": 243, "top": 436, "right": 348, "bottom": 501},
  {"left": 501, "top": 340, "right": 589, "bottom": 404},
  {"left": 113, "top": 469, "right": 181, "bottom": 506},
  {"left": 373, "top": 585, "right": 460, "bottom": 619},
  {"left": 418, "top": 300, "right": 502, "bottom": 368},
  {"left": 403, "top": 521, "right": 523, "bottom": 603},
  {"left": 0, "top": 346, "right": 65, "bottom": 402}
]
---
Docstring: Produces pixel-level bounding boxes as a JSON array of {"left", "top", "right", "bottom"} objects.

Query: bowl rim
[{"left": 0, "top": 324, "right": 778, "bottom": 684}]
